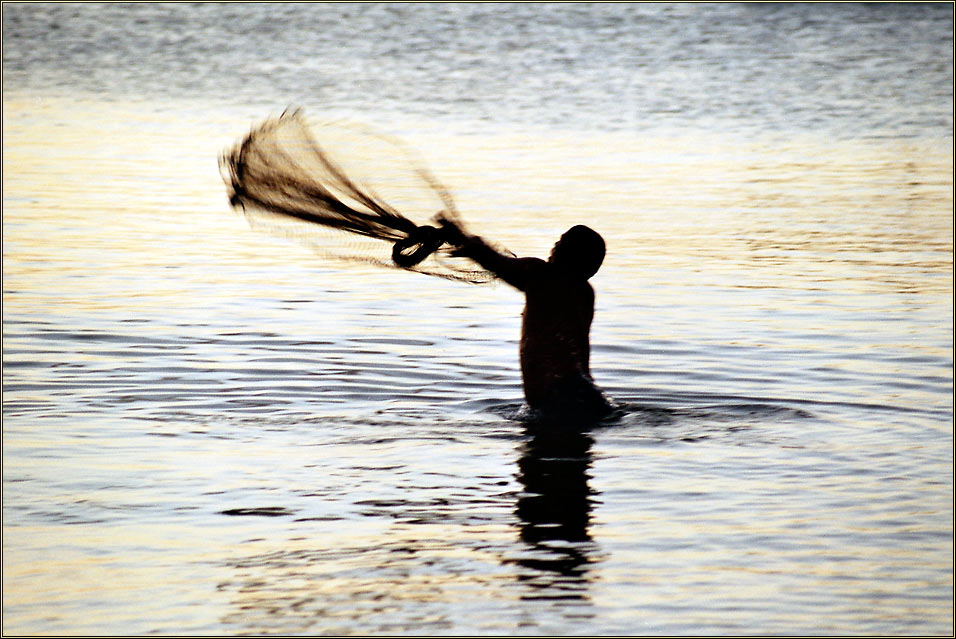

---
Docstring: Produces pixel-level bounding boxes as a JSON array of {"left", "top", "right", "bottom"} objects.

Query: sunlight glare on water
[{"left": 4, "top": 96, "right": 951, "bottom": 636}]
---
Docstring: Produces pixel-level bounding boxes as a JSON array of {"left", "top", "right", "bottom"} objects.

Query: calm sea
[{"left": 3, "top": 3, "right": 953, "bottom": 635}]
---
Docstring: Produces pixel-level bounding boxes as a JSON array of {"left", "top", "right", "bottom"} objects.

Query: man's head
[{"left": 549, "top": 225, "right": 605, "bottom": 280}]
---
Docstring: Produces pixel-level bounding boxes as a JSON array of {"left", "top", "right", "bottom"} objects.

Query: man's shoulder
[
  {"left": 524, "top": 259, "right": 593, "bottom": 292},
  {"left": 514, "top": 256, "right": 550, "bottom": 280}
]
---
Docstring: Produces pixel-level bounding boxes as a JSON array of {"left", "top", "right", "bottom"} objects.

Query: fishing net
[{"left": 220, "top": 109, "right": 495, "bottom": 283}]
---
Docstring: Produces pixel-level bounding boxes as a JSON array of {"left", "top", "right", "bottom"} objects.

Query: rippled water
[{"left": 3, "top": 4, "right": 953, "bottom": 635}]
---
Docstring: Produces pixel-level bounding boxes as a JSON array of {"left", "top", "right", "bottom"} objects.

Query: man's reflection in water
[{"left": 513, "top": 423, "right": 599, "bottom": 600}]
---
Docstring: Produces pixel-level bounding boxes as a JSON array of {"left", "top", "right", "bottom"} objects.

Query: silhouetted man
[{"left": 440, "top": 219, "right": 613, "bottom": 421}]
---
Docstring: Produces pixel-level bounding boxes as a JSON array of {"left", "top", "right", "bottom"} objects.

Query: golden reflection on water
[
  {"left": 3, "top": 97, "right": 953, "bottom": 634},
  {"left": 4, "top": 98, "right": 952, "bottom": 308}
]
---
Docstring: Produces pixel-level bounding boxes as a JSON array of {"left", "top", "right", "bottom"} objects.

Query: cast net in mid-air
[{"left": 219, "top": 109, "right": 495, "bottom": 283}]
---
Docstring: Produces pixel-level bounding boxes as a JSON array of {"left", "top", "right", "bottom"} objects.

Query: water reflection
[{"left": 513, "top": 424, "right": 599, "bottom": 601}]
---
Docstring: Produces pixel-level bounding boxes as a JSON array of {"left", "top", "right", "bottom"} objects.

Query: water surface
[{"left": 3, "top": 4, "right": 953, "bottom": 635}]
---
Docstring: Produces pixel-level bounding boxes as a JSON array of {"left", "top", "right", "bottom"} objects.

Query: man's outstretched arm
[{"left": 438, "top": 218, "right": 537, "bottom": 291}]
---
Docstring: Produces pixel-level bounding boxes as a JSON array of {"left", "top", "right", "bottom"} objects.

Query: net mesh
[{"left": 220, "top": 109, "right": 495, "bottom": 283}]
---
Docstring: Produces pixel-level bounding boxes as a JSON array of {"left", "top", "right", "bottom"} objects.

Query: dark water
[
  {"left": 3, "top": 3, "right": 952, "bottom": 137},
  {"left": 3, "top": 3, "right": 953, "bottom": 635}
]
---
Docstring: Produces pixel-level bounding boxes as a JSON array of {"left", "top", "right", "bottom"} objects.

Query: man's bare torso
[{"left": 516, "top": 258, "right": 595, "bottom": 407}]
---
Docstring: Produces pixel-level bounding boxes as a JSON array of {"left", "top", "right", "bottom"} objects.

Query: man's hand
[{"left": 435, "top": 213, "right": 469, "bottom": 247}]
